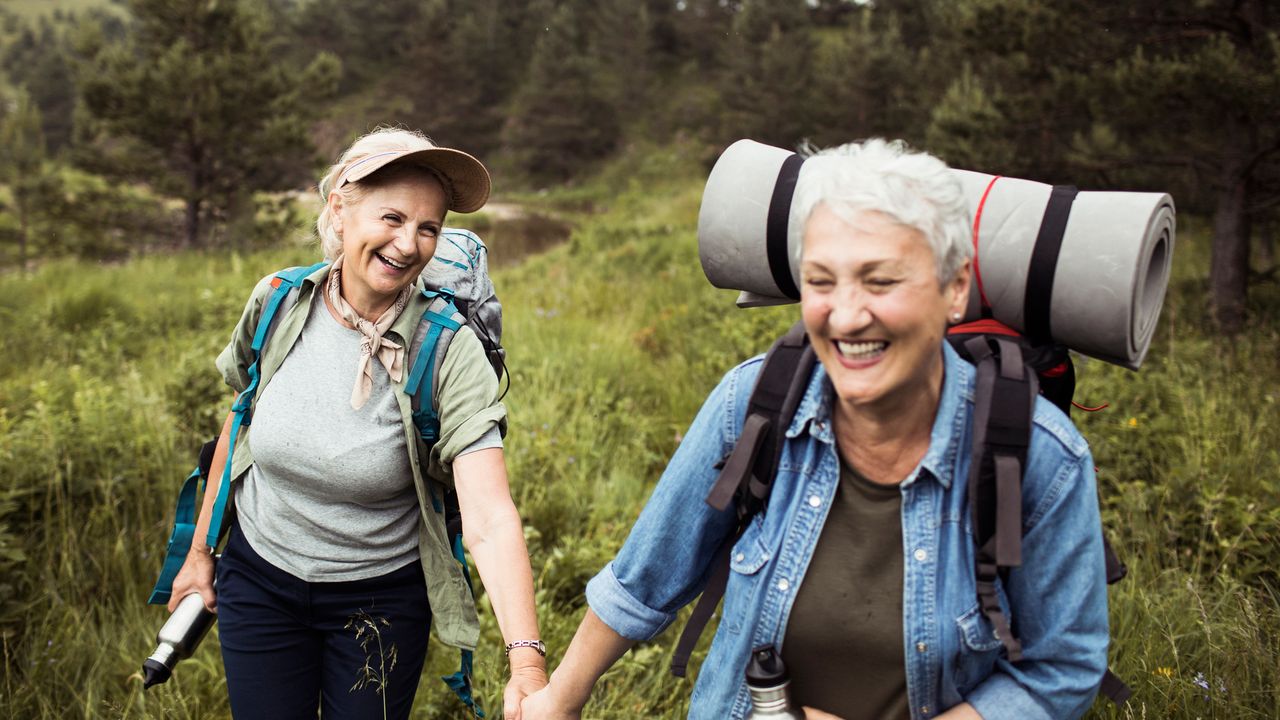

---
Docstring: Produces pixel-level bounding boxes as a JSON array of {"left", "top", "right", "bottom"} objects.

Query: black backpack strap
[
  {"left": 1100, "top": 668, "right": 1133, "bottom": 705},
  {"left": 670, "top": 322, "right": 814, "bottom": 677},
  {"left": 966, "top": 336, "right": 1037, "bottom": 663}
]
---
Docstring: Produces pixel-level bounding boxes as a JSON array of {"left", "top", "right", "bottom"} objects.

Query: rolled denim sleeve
[
  {"left": 966, "top": 447, "right": 1109, "bottom": 720},
  {"left": 586, "top": 362, "right": 753, "bottom": 642}
]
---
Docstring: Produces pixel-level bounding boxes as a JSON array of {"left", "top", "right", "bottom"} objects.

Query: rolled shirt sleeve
[{"left": 426, "top": 326, "right": 507, "bottom": 481}]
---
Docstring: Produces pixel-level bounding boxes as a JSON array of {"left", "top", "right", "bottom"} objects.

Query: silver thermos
[
  {"left": 746, "top": 645, "right": 804, "bottom": 719},
  {"left": 142, "top": 591, "right": 216, "bottom": 689}
]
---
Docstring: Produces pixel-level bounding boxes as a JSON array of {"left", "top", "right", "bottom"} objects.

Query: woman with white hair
[
  {"left": 166, "top": 128, "right": 545, "bottom": 718},
  {"left": 522, "top": 140, "right": 1108, "bottom": 719}
]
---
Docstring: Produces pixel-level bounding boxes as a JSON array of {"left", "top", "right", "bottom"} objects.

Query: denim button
[
  {"left": 777, "top": 579, "right": 790, "bottom": 591},
  {"left": 735, "top": 552, "right": 745, "bottom": 563},
  {"left": 916, "top": 642, "right": 927, "bottom": 653},
  {"left": 808, "top": 495, "right": 821, "bottom": 508},
  {"left": 914, "top": 548, "right": 928, "bottom": 562}
]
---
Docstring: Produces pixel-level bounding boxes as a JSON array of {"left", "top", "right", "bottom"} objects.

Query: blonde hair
[
  {"left": 791, "top": 139, "right": 973, "bottom": 285},
  {"left": 316, "top": 127, "right": 442, "bottom": 261}
]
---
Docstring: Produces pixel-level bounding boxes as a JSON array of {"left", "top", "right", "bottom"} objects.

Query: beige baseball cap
[{"left": 335, "top": 146, "right": 492, "bottom": 213}]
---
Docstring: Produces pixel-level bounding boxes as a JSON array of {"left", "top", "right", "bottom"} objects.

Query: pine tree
[
  {"left": 0, "top": 89, "right": 51, "bottom": 270},
  {"left": 503, "top": 2, "right": 619, "bottom": 181},
  {"left": 718, "top": 0, "right": 816, "bottom": 148},
  {"left": 76, "top": 0, "right": 339, "bottom": 248}
]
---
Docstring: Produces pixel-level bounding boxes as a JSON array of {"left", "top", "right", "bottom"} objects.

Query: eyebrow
[
  {"left": 801, "top": 257, "right": 906, "bottom": 273},
  {"left": 379, "top": 206, "right": 442, "bottom": 228}
]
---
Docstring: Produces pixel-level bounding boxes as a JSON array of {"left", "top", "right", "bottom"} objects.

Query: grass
[{"left": 0, "top": 140, "right": 1277, "bottom": 718}]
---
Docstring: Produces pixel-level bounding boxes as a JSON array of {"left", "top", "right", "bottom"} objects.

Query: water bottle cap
[{"left": 745, "top": 644, "right": 790, "bottom": 685}]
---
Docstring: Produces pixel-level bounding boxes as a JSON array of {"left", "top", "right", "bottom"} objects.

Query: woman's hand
[
  {"left": 166, "top": 547, "right": 216, "bottom": 613},
  {"left": 503, "top": 662, "right": 549, "bottom": 720},
  {"left": 802, "top": 708, "right": 845, "bottom": 720},
  {"left": 519, "top": 683, "right": 581, "bottom": 720}
]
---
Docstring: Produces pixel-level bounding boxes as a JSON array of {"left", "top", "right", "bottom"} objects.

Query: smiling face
[
  {"left": 800, "top": 204, "right": 970, "bottom": 417},
  {"left": 328, "top": 169, "right": 447, "bottom": 318}
]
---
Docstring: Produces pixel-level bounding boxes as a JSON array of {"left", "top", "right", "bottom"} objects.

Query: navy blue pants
[{"left": 216, "top": 523, "right": 432, "bottom": 720}]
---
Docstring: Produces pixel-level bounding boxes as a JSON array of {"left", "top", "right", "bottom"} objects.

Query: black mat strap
[
  {"left": 1024, "top": 185, "right": 1078, "bottom": 346},
  {"left": 765, "top": 154, "right": 804, "bottom": 300}
]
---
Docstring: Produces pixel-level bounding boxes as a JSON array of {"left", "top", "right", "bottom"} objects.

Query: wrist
[
  {"left": 507, "top": 645, "right": 547, "bottom": 673},
  {"left": 188, "top": 543, "right": 215, "bottom": 558},
  {"left": 547, "top": 668, "right": 592, "bottom": 712}
]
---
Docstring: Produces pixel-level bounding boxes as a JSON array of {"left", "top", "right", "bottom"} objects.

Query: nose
[
  {"left": 828, "top": 287, "right": 873, "bottom": 335},
  {"left": 391, "top": 226, "right": 418, "bottom": 255}
]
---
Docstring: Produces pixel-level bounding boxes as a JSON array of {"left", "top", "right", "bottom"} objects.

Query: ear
[
  {"left": 946, "top": 258, "right": 972, "bottom": 318},
  {"left": 326, "top": 191, "right": 345, "bottom": 234}
]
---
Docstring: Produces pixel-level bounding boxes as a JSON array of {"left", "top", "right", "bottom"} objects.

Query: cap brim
[{"left": 344, "top": 147, "right": 492, "bottom": 213}]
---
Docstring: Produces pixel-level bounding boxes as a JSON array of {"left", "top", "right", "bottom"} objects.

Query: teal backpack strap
[
  {"left": 405, "top": 289, "right": 462, "bottom": 453},
  {"left": 205, "top": 262, "right": 327, "bottom": 551},
  {"left": 406, "top": 288, "right": 483, "bottom": 716},
  {"left": 441, "top": 534, "right": 483, "bottom": 717},
  {"left": 146, "top": 467, "right": 202, "bottom": 605}
]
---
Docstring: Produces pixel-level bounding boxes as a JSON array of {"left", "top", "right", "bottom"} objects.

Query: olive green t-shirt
[{"left": 781, "top": 459, "right": 909, "bottom": 720}]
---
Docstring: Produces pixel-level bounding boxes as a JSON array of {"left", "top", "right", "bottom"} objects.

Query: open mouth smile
[
  {"left": 375, "top": 252, "right": 409, "bottom": 270},
  {"left": 835, "top": 340, "right": 888, "bottom": 361}
]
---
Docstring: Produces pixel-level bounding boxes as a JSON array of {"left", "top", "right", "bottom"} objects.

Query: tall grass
[{"left": 1, "top": 143, "right": 1277, "bottom": 718}]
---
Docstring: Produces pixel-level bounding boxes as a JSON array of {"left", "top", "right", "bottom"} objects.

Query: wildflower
[
  {"left": 1193, "top": 671, "right": 1210, "bottom": 701},
  {"left": 1153, "top": 666, "right": 1174, "bottom": 678},
  {"left": 1127, "top": 417, "right": 1138, "bottom": 427}
]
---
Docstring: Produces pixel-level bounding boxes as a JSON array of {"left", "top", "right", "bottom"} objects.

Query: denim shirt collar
[{"left": 785, "top": 341, "right": 975, "bottom": 489}]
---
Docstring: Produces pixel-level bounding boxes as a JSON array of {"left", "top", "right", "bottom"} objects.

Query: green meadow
[{"left": 0, "top": 144, "right": 1277, "bottom": 718}]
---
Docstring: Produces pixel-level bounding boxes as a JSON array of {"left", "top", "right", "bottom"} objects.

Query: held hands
[
  {"left": 518, "top": 682, "right": 581, "bottom": 720},
  {"left": 503, "top": 662, "right": 549, "bottom": 720},
  {"left": 167, "top": 546, "right": 216, "bottom": 613}
]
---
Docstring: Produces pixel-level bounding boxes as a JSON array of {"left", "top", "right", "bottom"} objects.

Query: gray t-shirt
[{"left": 235, "top": 293, "right": 500, "bottom": 581}]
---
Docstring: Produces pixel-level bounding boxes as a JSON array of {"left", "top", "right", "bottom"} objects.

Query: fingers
[
  {"left": 503, "top": 684, "right": 522, "bottom": 720},
  {"left": 199, "top": 585, "right": 218, "bottom": 613}
]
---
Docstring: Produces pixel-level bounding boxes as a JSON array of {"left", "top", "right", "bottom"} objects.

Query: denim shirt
[{"left": 586, "top": 343, "right": 1108, "bottom": 719}]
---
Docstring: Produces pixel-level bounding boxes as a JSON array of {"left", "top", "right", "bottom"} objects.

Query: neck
[
  {"left": 336, "top": 265, "right": 396, "bottom": 322},
  {"left": 832, "top": 356, "right": 945, "bottom": 484}
]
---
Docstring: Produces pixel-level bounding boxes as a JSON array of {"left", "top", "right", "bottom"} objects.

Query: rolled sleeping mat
[{"left": 697, "top": 139, "right": 1176, "bottom": 370}]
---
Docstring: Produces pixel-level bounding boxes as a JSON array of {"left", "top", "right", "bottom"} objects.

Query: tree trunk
[
  {"left": 184, "top": 196, "right": 201, "bottom": 249},
  {"left": 1209, "top": 169, "right": 1250, "bottom": 334},
  {"left": 17, "top": 202, "right": 28, "bottom": 273}
]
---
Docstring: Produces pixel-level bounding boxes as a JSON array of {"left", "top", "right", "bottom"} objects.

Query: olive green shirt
[
  {"left": 215, "top": 263, "right": 506, "bottom": 651},
  {"left": 781, "top": 460, "right": 909, "bottom": 720}
]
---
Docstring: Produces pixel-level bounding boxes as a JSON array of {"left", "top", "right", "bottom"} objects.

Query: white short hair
[
  {"left": 315, "top": 127, "right": 440, "bottom": 261},
  {"left": 791, "top": 139, "right": 972, "bottom": 284}
]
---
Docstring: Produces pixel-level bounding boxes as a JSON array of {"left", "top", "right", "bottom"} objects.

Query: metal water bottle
[
  {"left": 142, "top": 592, "right": 216, "bottom": 689},
  {"left": 745, "top": 645, "right": 804, "bottom": 719}
]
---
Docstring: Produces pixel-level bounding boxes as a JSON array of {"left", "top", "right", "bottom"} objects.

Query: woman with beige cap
[{"left": 166, "top": 128, "right": 545, "bottom": 718}]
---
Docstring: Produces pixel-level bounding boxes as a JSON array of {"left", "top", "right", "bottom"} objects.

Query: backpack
[
  {"left": 146, "top": 228, "right": 504, "bottom": 715},
  {"left": 669, "top": 320, "right": 1133, "bottom": 706}
]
